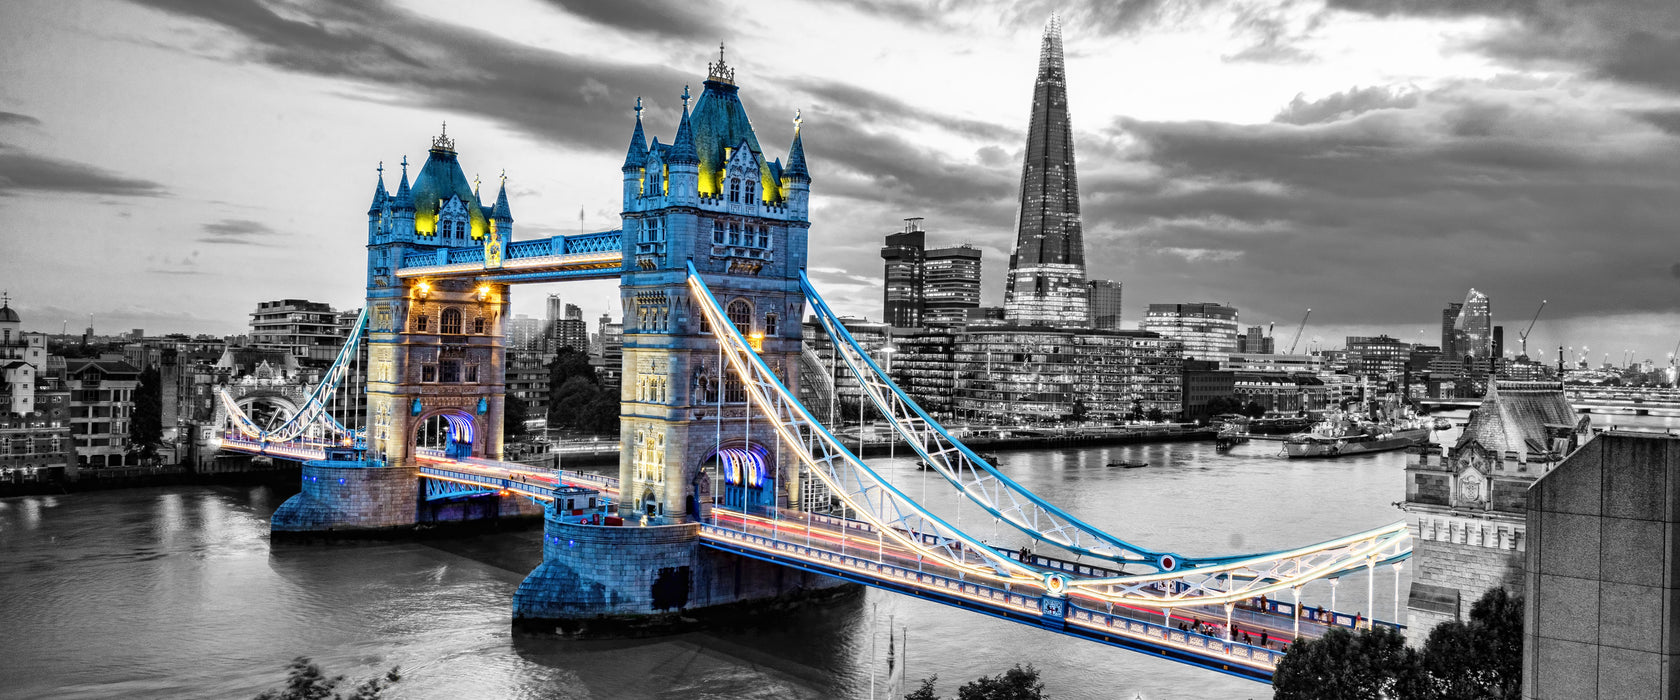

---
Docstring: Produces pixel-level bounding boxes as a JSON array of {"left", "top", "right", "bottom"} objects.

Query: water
[{"left": 6, "top": 413, "right": 1647, "bottom": 699}]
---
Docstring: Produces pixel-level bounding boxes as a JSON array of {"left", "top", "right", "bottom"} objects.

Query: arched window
[
  {"left": 729, "top": 178, "right": 741, "bottom": 203},
  {"left": 415, "top": 314, "right": 429, "bottom": 332},
  {"left": 726, "top": 299, "right": 752, "bottom": 335},
  {"left": 745, "top": 180, "right": 756, "bottom": 203},
  {"left": 441, "top": 308, "right": 462, "bottom": 334},
  {"left": 473, "top": 317, "right": 486, "bottom": 334},
  {"left": 456, "top": 221, "right": 467, "bottom": 238}
]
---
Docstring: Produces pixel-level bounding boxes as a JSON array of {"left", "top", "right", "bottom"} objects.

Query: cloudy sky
[{"left": 2, "top": 0, "right": 1678, "bottom": 363}]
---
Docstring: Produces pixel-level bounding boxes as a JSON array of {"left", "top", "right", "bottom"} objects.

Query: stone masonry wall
[{"left": 272, "top": 460, "right": 418, "bottom": 533}]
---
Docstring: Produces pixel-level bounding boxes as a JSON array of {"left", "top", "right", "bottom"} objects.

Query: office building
[
  {"left": 506, "top": 314, "right": 544, "bottom": 352},
  {"left": 1236, "top": 325, "right": 1273, "bottom": 354},
  {"left": 880, "top": 220, "right": 926, "bottom": 328},
  {"left": 1003, "top": 17, "right": 1089, "bottom": 327},
  {"left": 924, "top": 244, "right": 983, "bottom": 326},
  {"left": 249, "top": 299, "right": 342, "bottom": 365},
  {"left": 1086, "top": 279, "right": 1122, "bottom": 330},
  {"left": 1346, "top": 335, "right": 1412, "bottom": 380},
  {"left": 64, "top": 358, "right": 141, "bottom": 468},
  {"left": 1440, "top": 301, "right": 1463, "bottom": 361},
  {"left": 1143, "top": 302, "right": 1239, "bottom": 362},
  {"left": 1453, "top": 288, "right": 1493, "bottom": 362}
]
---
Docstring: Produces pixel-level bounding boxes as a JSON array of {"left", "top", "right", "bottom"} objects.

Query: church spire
[
  {"left": 669, "top": 87, "right": 699, "bottom": 165},
  {"left": 784, "top": 109, "right": 809, "bottom": 182},
  {"left": 623, "top": 96, "right": 648, "bottom": 172}
]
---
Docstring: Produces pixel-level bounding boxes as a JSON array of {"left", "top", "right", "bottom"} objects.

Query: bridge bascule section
[{"left": 212, "top": 58, "right": 1413, "bottom": 684}]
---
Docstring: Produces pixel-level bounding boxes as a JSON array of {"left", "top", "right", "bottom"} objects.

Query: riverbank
[{"left": 0, "top": 461, "right": 301, "bottom": 498}]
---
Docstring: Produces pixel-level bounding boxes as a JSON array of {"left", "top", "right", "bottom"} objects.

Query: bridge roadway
[
  {"left": 700, "top": 507, "right": 1396, "bottom": 683},
  {"left": 413, "top": 450, "right": 621, "bottom": 501}
]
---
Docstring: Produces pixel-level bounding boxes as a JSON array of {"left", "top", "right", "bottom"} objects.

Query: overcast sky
[{"left": 2, "top": 0, "right": 1678, "bottom": 363}]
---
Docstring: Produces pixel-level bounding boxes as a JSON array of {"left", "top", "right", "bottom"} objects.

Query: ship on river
[{"left": 1284, "top": 400, "right": 1432, "bottom": 459}]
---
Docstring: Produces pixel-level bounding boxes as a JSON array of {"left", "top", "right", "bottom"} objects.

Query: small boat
[
  {"left": 977, "top": 452, "right": 1002, "bottom": 463},
  {"left": 1108, "top": 459, "right": 1149, "bottom": 469},
  {"left": 1432, "top": 417, "right": 1453, "bottom": 431}
]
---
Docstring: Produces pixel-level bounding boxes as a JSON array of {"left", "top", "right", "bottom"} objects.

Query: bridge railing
[{"left": 700, "top": 524, "right": 1286, "bottom": 672}]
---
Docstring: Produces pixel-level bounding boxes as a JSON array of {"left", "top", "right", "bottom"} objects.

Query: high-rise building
[
  {"left": 505, "top": 314, "right": 544, "bottom": 352},
  {"left": 249, "top": 299, "right": 342, "bottom": 365},
  {"left": 1346, "top": 335, "right": 1412, "bottom": 380},
  {"left": 1143, "top": 303, "right": 1239, "bottom": 362},
  {"left": 924, "top": 244, "right": 983, "bottom": 326},
  {"left": 1004, "top": 17, "right": 1088, "bottom": 327},
  {"left": 1086, "top": 279, "right": 1121, "bottom": 330},
  {"left": 1236, "top": 325, "right": 1274, "bottom": 354},
  {"left": 1440, "top": 301, "right": 1463, "bottom": 361},
  {"left": 1453, "top": 288, "right": 1492, "bottom": 362},
  {"left": 880, "top": 219, "right": 926, "bottom": 328}
]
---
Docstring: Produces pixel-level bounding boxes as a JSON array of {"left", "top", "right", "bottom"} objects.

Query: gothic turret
[
  {"left": 390, "top": 156, "right": 416, "bottom": 242},
  {"left": 491, "top": 174, "right": 513, "bottom": 238},
  {"left": 368, "top": 164, "right": 389, "bottom": 215},
  {"left": 669, "top": 91, "right": 700, "bottom": 166},
  {"left": 666, "top": 87, "right": 700, "bottom": 205},
  {"left": 782, "top": 113, "right": 810, "bottom": 219},
  {"left": 623, "top": 98, "right": 648, "bottom": 172}
]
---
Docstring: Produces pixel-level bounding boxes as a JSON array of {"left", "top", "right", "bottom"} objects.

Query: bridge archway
[
  {"left": 231, "top": 394, "right": 302, "bottom": 433},
  {"left": 413, "top": 408, "right": 481, "bottom": 459},
  {"left": 703, "top": 442, "right": 774, "bottom": 513}
]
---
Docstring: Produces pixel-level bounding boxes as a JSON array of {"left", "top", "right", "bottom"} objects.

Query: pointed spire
[
  {"left": 784, "top": 109, "right": 809, "bottom": 182},
  {"left": 493, "top": 169, "right": 512, "bottom": 220},
  {"left": 393, "top": 155, "right": 415, "bottom": 210},
  {"left": 669, "top": 91, "right": 699, "bottom": 165},
  {"left": 368, "top": 161, "right": 388, "bottom": 213},
  {"left": 623, "top": 96, "right": 648, "bottom": 171}
]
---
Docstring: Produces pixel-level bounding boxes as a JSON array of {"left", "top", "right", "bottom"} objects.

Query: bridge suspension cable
[{"left": 215, "top": 307, "right": 369, "bottom": 446}]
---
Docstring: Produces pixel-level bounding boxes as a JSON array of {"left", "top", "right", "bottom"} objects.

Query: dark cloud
[
  {"left": 0, "top": 146, "right": 169, "bottom": 197},
  {"left": 1079, "top": 83, "right": 1680, "bottom": 329},
  {"left": 0, "top": 112, "right": 42, "bottom": 128},
  {"left": 1326, "top": 0, "right": 1680, "bottom": 94},
  {"left": 198, "top": 218, "right": 282, "bottom": 245},
  {"left": 536, "top": 0, "right": 729, "bottom": 41},
  {"left": 1274, "top": 85, "right": 1420, "bottom": 125}
]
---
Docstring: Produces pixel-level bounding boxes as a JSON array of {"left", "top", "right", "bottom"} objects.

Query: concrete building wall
[{"left": 1523, "top": 432, "right": 1680, "bottom": 699}]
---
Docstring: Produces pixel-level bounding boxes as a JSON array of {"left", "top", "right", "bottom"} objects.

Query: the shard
[{"left": 1004, "top": 15, "right": 1088, "bottom": 327}]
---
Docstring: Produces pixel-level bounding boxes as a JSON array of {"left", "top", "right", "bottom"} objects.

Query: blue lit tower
[{"left": 616, "top": 47, "right": 811, "bottom": 521}]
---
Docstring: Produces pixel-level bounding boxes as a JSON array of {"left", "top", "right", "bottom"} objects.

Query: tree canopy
[{"left": 254, "top": 657, "right": 400, "bottom": 700}]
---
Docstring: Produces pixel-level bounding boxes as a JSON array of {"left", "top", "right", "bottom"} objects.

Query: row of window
[
  {"left": 414, "top": 308, "right": 487, "bottom": 334},
  {"left": 728, "top": 176, "right": 757, "bottom": 204},
  {"left": 419, "top": 360, "right": 481, "bottom": 384},
  {"left": 712, "top": 220, "right": 772, "bottom": 248}
]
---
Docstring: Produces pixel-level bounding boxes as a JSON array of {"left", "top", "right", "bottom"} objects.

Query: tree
[
  {"left": 129, "top": 366, "right": 164, "bottom": 464},
  {"left": 903, "top": 676, "right": 939, "bottom": 700},
  {"left": 1146, "top": 406, "right": 1165, "bottom": 423},
  {"left": 1272, "top": 626, "right": 1420, "bottom": 700},
  {"left": 1411, "top": 588, "right": 1524, "bottom": 700},
  {"left": 1068, "top": 395, "right": 1089, "bottom": 423},
  {"left": 1243, "top": 401, "right": 1268, "bottom": 418},
  {"left": 254, "top": 657, "right": 400, "bottom": 700},
  {"left": 550, "top": 376, "right": 601, "bottom": 430},
  {"left": 956, "top": 663, "right": 1044, "bottom": 700},
  {"left": 504, "top": 393, "right": 528, "bottom": 443}
]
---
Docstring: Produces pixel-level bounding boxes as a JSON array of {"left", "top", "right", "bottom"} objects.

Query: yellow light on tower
[
  {"left": 748, "top": 331, "right": 764, "bottom": 352},
  {"left": 477, "top": 284, "right": 491, "bottom": 301},
  {"left": 415, "top": 281, "right": 431, "bottom": 299}
]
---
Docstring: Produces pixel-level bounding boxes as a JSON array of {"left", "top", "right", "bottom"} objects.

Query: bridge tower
[
  {"left": 514, "top": 52, "right": 849, "bottom": 629},
  {"left": 615, "top": 52, "right": 811, "bottom": 522},
  {"left": 272, "top": 126, "right": 529, "bottom": 536}
]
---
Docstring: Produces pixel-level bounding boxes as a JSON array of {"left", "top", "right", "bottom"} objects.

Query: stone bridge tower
[{"left": 616, "top": 49, "right": 812, "bottom": 521}]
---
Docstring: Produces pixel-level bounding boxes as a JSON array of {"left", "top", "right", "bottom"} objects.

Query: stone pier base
[
  {"left": 513, "top": 509, "right": 853, "bottom": 636},
  {"left": 271, "top": 458, "right": 541, "bottom": 540}
]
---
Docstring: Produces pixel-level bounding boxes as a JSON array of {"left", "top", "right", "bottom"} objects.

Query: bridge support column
[
  {"left": 271, "top": 456, "right": 419, "bottom": 539},
  {"left": 512, "top": 504, "right": 852, "bottom": 636}
]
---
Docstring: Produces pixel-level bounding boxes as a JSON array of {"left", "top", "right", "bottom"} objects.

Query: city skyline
[{"left": 3, "top": 1, "right": 1680, "bottom": 359}]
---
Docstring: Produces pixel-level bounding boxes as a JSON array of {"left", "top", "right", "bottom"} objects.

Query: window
[
  {"left": 415, "top": 314, "right": 429, "bottom": 332},
  {"left": 465, "top": 364, "right": 479, "bottom": 383},
  {"left": 441, "top": 308, "right": 462, "bottom": 334},
  {"left": 729, "top": 223, "right": 741, "bottom": 246},
  {"left": 727, "top": 299, "right": 751, "bottom": 335},
  {"left": 422, "top": 365, "right": 437, "bottom": 382},
  {"left": 764, "top": 313, "right": 778, "bottom": 336},
  {"left": 473, "top": 317, "right": 485, "bottom": 334},
  {"left": 729, "top": 178, "right": 741, "bottom": 203},
  {"left": 440, "top": 360, "right": 460, "bottom": 383},
  {"left": 745, "top": 180, "right": 756, "bottom": 203},
  {"left": 712, "top": 220, "right": 725, "bottom": 244},
  {"left": 759, "top": 228, "right": 770, "bottom": 248}
]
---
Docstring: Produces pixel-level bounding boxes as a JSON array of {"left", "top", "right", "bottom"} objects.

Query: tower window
[
  {"left": 729, "top": 223, "right": 741, "bottom": 246},
  {"left": 729, "top": 178, "right": 740, "bottom": 203},
  {"left": 745, "top": 180, "right": 756, "bottom": 203},
  {"left": 727, "top": 299, "right": 752, "bottom": 335},
  {"left": 440, "top": 360, "right": 460, "bottom": 383},
  {"left": 764, "top": 313, "right": 778, "bottom": 336},
  {"left": 416, "top": 314, "right": 429, "bottom": 332},
  {"left": 473, "top": 317, "right": 486, "bottom": 334},
  {"left": 441, "top": 308, "right": 462, "bottom": 334},
  {"left": 713, "top": 220, "right": 725, "bottom": 244}
]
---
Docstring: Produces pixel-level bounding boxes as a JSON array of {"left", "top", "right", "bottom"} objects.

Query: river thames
[{"left": 6, "top": 413, "right": 1654, "bottom": 699}]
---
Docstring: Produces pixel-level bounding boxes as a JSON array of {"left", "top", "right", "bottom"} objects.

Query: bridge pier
[
  {"left": 271, "top": 450, "right": 542, "bottom": 539},
  {"left": 512, "top": 504, "right": 851, "bottom": 636}
]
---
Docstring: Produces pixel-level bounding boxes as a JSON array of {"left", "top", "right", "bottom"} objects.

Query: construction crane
[
  {"left": 1517, "top": 300, "right": 1546, "bottom": 358},
  {"left": 1288, "top": 309, "right": 1312, "bottom": 354}
]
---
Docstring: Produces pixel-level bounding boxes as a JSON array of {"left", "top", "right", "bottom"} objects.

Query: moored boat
[
  {"left": 1284, "top": 398, "right": 1433, "bottom": 459},
  {"left": 1108, "top": 459, "right": 1149, "bottom": 468}
]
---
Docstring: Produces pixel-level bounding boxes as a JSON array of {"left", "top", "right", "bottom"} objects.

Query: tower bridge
[{"left": 209, "top": 51, "right": 1410, "bottom": 684}]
